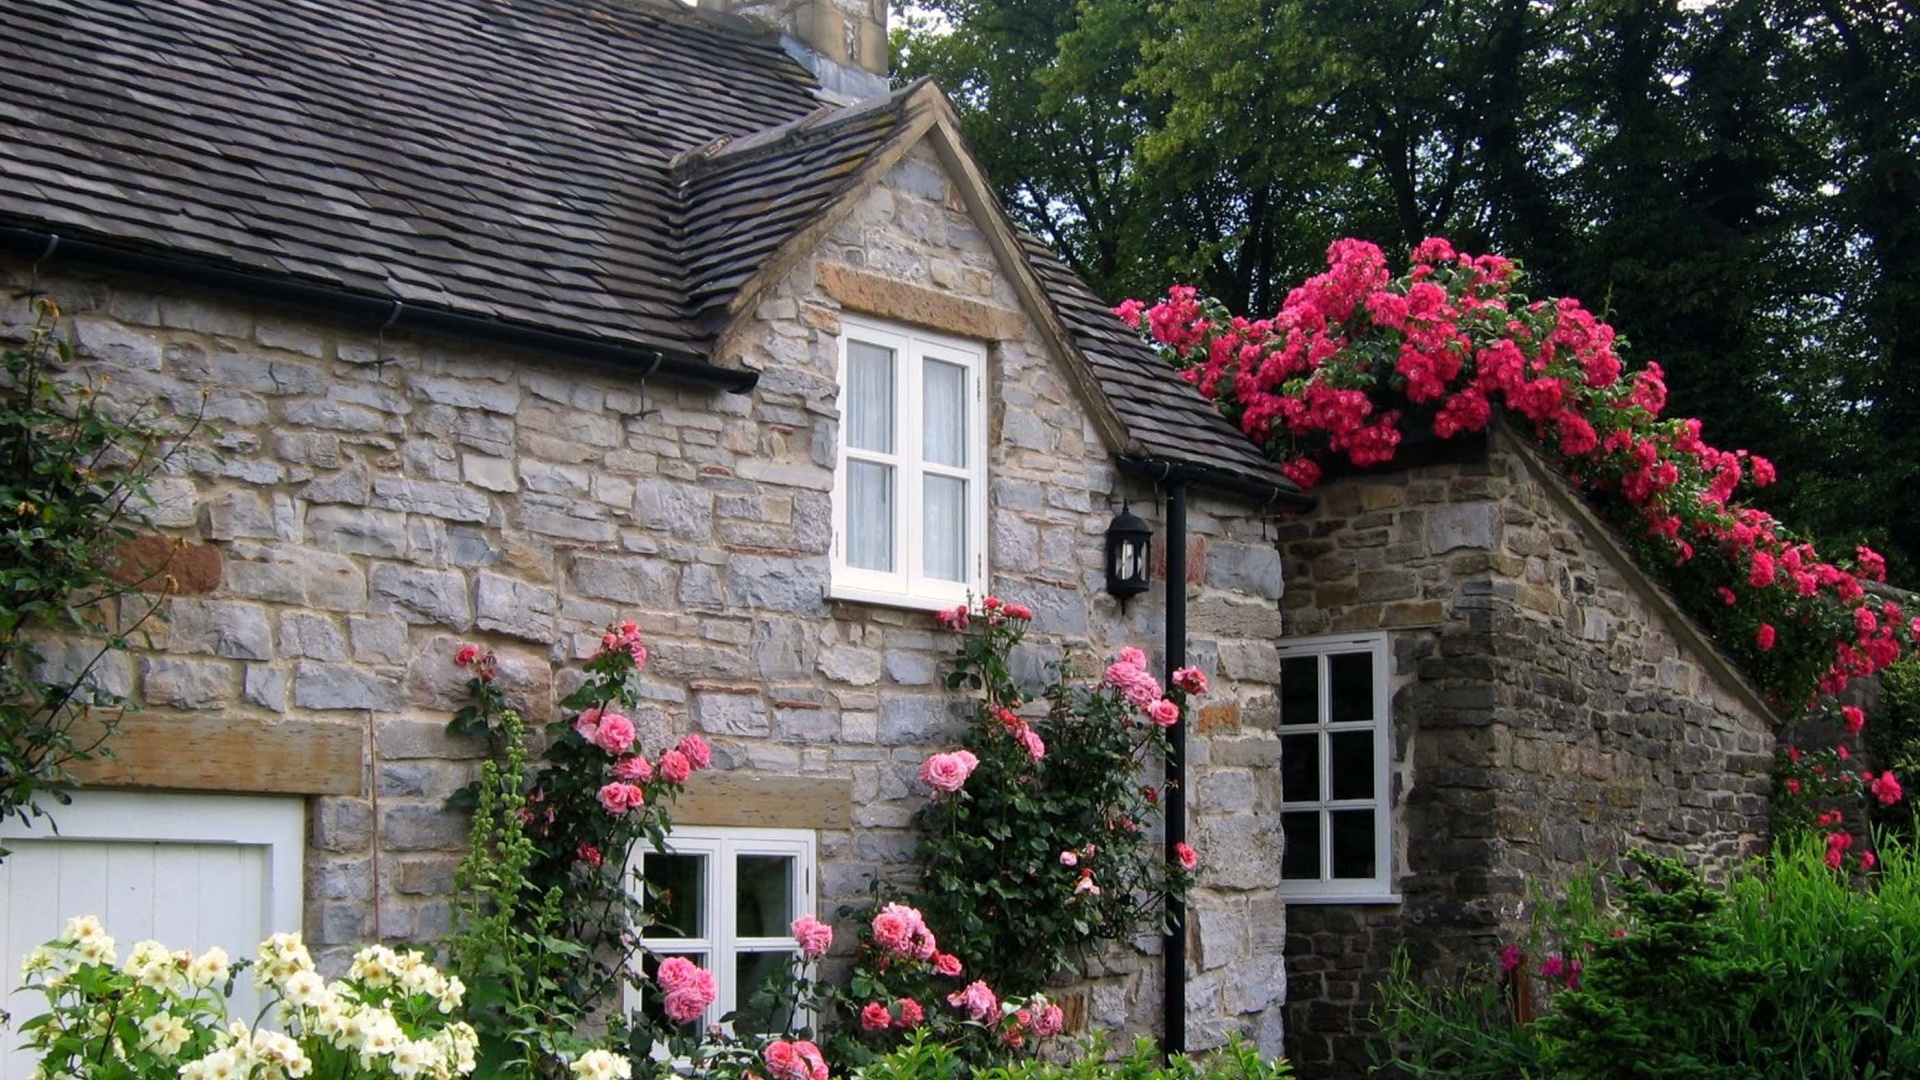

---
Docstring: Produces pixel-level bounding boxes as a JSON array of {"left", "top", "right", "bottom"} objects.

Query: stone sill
[
  {"left": 827, "top": 582, "right": 969, "bottom": 614},
  {"left": 1280, "top": 893, "right": 1403, "bottom": 907}
]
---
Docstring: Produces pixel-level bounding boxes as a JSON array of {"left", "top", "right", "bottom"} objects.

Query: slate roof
[{"left": 0, "top": 0, "right": 1299, "bottom": 497}]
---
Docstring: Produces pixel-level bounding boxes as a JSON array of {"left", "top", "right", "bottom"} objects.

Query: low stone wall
[{"left": 1275, "top": 431, "right": 1773, "bottom": 1077}]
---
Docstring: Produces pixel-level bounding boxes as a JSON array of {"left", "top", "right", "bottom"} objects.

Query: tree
[{"left": 894, "top": 0, "right": 1920, "bottom": 576}]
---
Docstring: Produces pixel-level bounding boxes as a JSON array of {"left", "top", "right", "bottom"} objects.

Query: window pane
[
  {"left": 1329, "top": 731, "right": 1375, "bottom": 801},
  {"left": 923, "top": 475, "right": 967, "bottom": 582},
  {"left": 733, "top": 951, "right": 799, "bottom": 1035},
  {"left": 846, "top": 341, "right": 894, "bottom": 453},
  {"left": 1281, "top": 812, "right": 1321, "bottom": 880},
  {"left": 922, "top": 359, "right": 967, "bottom": 467},
  {"left": 643, "top": 853, "right": 705, "bottom": 938},
  {"left": 736, "top": 855, "right": 794, "bottom": 937},
  {"left": 1330, "top": 809, "right": 1377, "bottom": 879},
  {"left": 1280, "top": 656, "right": 1319, "bottom": 724},
  {"left": 1280, "top": 734, "right": 1320, "bottom": 803},
  {"left": 848, "top": 461, "right": 894, "bottom": 571},
  {"left": 1330, "top": 652, "right": 1374, "bottom": 723}
]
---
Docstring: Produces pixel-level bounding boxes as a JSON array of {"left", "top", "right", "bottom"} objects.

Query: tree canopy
[{"left": 894, "top": 0, "right": 1919, "bottom": 577}]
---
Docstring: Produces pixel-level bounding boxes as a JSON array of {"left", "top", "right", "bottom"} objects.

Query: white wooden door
[{"left": 0, "top": 792, "right": 305, "bottom": 1080}]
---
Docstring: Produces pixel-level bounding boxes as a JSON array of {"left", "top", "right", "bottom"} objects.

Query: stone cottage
[
  {"left": 0, "top": 1, "right": 1776, "bottom": 1076},
  {"left": 0, "top": 0, "right": 1305, "bottom": 1067}
]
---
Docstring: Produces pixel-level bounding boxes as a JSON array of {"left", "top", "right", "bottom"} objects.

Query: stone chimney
[{"left": 696, "top": 0, "right": 890, "bottom": 100}]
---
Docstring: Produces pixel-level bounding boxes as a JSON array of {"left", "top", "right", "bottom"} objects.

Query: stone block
[
  {"left": 280, "top": 611, "right": 346, "bottom": 661},
  {"left": 1426, "top": 501, "right": 1499, "bottom": 554},
  {"left": 1206, "top": 542, "right": 1284, "bottom": 601},
  {"left": 313, "top": 798, "right": 374, "bottom": 852},
  {"left": 571, "top": 554, "right": 677, "bottom": 607},
  {"left": 203, "top": 490, "right": 278, "bottom": 541},
  {"left": 370, "top": 477, "right": 492, "bottom": 523},
  {"left": 162, "top": 598, "right": 274, "bottom": 660},
  {"left": 73, "top": 316, "right": 163, "bottom": 369},
  {"left": 635, "top": 483, "right": 714, "bottom": 542},
  {"left": 243, "top": 663, "right": 288, "bottom": 712},
  {"left": 379, "top": 804, "right": 469, "bottom": 852},
  {"left": 293, "top": 660, "right": 405, "bottom": 712},
  {"left": 141, "top": 656, "right": 237, "bottom": 709},
  {"left": 694, "top": 689, "right": 770, "bottom": 737},
  {"left": 727, "top": 555, "right": 828, "bottom": 614},
  {"left": 474, "top": 572, "right": 558, "bottom": 642},
  {"left": 878, "top": 694, "right": 961, "bottom": 744},
  {"left": 307, "top": 505, "right": 409, "bottom": 558},
  {"left": 409, "top": 374, "right": 521, "bottom": 413},
  {"left": 349, "top": 616, "right": 409, "bottom": 662},
  {"left": 371, "top": 564, "right": 472, "bottom": 629}
]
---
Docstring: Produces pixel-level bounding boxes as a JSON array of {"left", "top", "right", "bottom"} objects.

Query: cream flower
[
  {"left": 186, "top": 946, "right": 230, "bottom": 989},
  {"left": 570, "top": 1050, "right": 633, "bottom": 1080}
]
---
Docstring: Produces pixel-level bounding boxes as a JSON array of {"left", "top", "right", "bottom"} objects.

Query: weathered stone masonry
[
  {"left": 3, "top": 142, "right": 1292, "bottom": 1050},
  {"left": 1276, "top": 430, "right": 1775, "bottom": 1078}
]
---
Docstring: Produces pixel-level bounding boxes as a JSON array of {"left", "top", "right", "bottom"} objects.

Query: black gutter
[
  {"left": 0, "top": 227, "right": 760, "bottom": 394},
  {"left": 1162, "top": 477, "right": 1191, "bottom": 1057},
  {"left": 1116, "top": 454, "right": 1318, "bottom": 513}
]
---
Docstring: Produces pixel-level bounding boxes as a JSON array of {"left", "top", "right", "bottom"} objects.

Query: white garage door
[{"left": 0, "top": 792, "right": 305, "bottom": 1080}]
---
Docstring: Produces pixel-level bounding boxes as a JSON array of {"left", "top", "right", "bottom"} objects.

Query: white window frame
[
  {"left": 1276, "top": 632, "right": 1397, "bottom": 904},
  {"left": 829, "top": 315, "right": 988, "bottom": 612},
  {"left": 627, "top": 826, "right": 817, "bottom": 1033}
]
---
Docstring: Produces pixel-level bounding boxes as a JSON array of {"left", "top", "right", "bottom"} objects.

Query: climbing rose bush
[
  {"left": 1123, "top": 239, "right": 1911, "bottom": 866},
  {"left": 899, "top": 596, "right": 1203, "bottom": 998}
]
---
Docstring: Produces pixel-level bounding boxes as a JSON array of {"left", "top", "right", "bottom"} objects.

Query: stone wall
[
  {"left": 1, "top": 141, "right": 1292, "bottom": 1049},
  {"left": 1274, "top": 430, "right": 1774, "bottom": 1078}
]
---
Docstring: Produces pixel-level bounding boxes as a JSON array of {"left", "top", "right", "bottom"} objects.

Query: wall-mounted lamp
[{"left": 1104, "top": 506, "right": 1153, "bottom": 607}]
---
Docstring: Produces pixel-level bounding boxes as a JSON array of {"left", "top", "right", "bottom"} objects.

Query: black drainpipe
[
  {"left": 0, "top": 227, "right": 759, "bottom": 394},
  {"left": 1115, "top": 455, "right": 1313, "bottom": 1058},
  {"left": 1162, "top": 476, "right": 1191, "bottom": 1057}
]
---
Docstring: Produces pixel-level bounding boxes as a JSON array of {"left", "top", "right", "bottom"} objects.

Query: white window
[
  {"left": 830, "top": 316, "right": 988, "bottom": 610},
  {"left": 0, "top": 792, "right": 306, "bottom": 1080},
  {"left": 1277, "top": 633, "right": 1396, "bottom": 902},
  {"left": 630, "top": 827, "right": 816, "bottom": 1034}
]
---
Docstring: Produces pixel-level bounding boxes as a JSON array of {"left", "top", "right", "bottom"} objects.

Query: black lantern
[{"left": 1105, "top": 506, "right": 1153, "bottom": 605}]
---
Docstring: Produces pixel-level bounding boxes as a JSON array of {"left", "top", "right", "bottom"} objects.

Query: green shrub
[
  {"left": 1373, "top": 838, "right": 1920, "bottom": 1079},
  {"left": 1867, "top": 656, "right": 1920, "bottom": 843},
  {"left": 851, "top": 1032, "right": 1291, "bottom": 1080}
]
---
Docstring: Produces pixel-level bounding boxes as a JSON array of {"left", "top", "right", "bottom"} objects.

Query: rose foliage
[{"left": 1122, "top": 239, "right": 1913, "bottom": 864}]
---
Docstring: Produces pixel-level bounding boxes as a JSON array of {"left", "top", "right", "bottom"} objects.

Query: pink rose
[
  {"left": 918, "top": 750, "right": 979, "bottom": 795},
  {"left": 933, "top": 952, "right": 962, "bottom": 977},
  {"left": 1172, "top": 666, "right": 1209, "bottom": 695},
  {"left": 1003, "top": 603, "right": 1033, "bottom": 621},
  {"left": 597, "top": 782, "right": 645, "bottom": 815},
  {"left": 896, "top": 998, "right": 925, "bottom": 1028},
  {"left": 764, "top": 1042, "right": 803, "bottom": 1080},
  {"left": 1031, "top": 1003, "right": 1065, "bottom": 1039},
  {"left": 1059, "top": 851, "right": 1078, "bottom": 868},
  {"left": 1116, "top": 646, "right": 1148, "bottom": 668},
  {"left": 655, "top": 956, "right": 703, "bottom": 994},
  {"left": 936, "top": 605, "right": 971, "bottom": 631},
  {"left": 454, "top": 643, "right": 481, "bottom": 666},
  {"left": 573, "top": 707, "right": 605, "bottom": 743},
  {"left": 947, "top": 980, "right": 998, "bottom": 1023},
  {"left": 613, "top": 755, "right": 654, "bottom": 783},
  {"left": 765, "top": 1041, "right": 826, "bottom": 1080},
  {"left": 1843, "top": 706, "right": 1867, "bottom": 734},
  {"left": 1015, "top": 726, "right": 1046, "bottom": 762},
  {"left": 1174, "top": 841, "right": 1198, "bottom": 871},
  {"left": 790, "top": 914, "right": 833, "bottom": 959},
  {"left": 1756, "top": 624, "right": 1776, "bottom": 651},
  {"left": 591, "top": 713, "right": 636, "bottom": 755},
  {"left": 872, "top": 903, "right": 931, "bottom": 958},
  {"left": 1872, "top": 771, "right": 1904, "bottom": 806},
  {"left": 1146, "top": 699, "right": 1181, "bottom": 727},
  {"left": 860, "top": 1002, "right": 892, "bottom": 1031},
  {"left": 659, "top": 749, "right": 693, "bottom": 784},
  {"left": 678, "top": 734, "right": 712, "bottom": 770}
]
